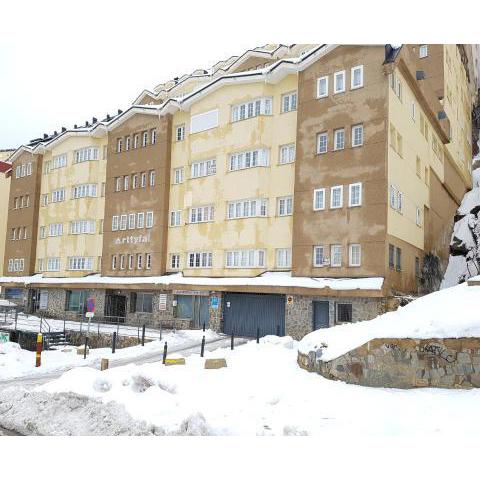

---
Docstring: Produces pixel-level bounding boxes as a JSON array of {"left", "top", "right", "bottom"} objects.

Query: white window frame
[
  {"left": 119, "top": 214, "right": 128, "bottom": 231},
  {"left": 174, "top": 167, "right": 184, "bottom": 184},
  {"left": 416, "top": 207, "right": 422, "bottom": 226},
  {"left": 313, "top": 246, "right": 326, "bottom": 267},
  {"left": 231, "top": 97, "right": 272, "bottom": 123},
  {"left": 331, "top": 245, "right": 342, "bottom": 267},
  {"left": 146, "top": 211, "right": 154, "bottom": 228},
  {"left": 419, "top": 45, "right": 428, "bottom": 58},
  {"left": 142, "top": 131, "right": 148, "bottom": 147},
  {"left": 334, "top": 128, "right": 345, "bottom": 151},
  {"left": 351, "top": 124, "right": 364, "bottom": 147},
  {"left": 281, "top": 91, "right": 297, "bottom": 113},
  {"left": 225, "top": 249, "right": 265, "bottom": 268},
  {"left": 317, "top": 76, "right": 329, "bottom": 98},
  {"left": 277, "top": 196, "right": 293, "bottom": 216},
  {"left": 330, "top": 185, "right": 343, "bottom": 209},
  {"left": 170, "top": 254, "right": 180, "bottom": 270},
  {"left": 188, "top": 251, "right": 213, "bottom": 268},
  {"left": 351, "top": 65, "right": 364, "bottom": 90},
  {"left": 128, "top": 213, "right": 136, "bottom": 230},
  {"left": 191, "top": 159, "right": 216, "bottom": 178},
  {"left": 229, "top": 149, "right": 269, "bottom": 171},
  {"left": 175, "top": 124, "right": 185, "bottom": 141},
  {"left": 333, "top": 70, "right": 346, "bottom": 94},
  {"left": 279, "top": 143, "right": 296, "bottom": 164},
  {"left": 349, "top": 244, "right": 361, "bottom": 267},
  {"left": 170, "top": 210, "right": 182, "bottom": 227},
  {"left": 275, "top": 248, "right": 291, "bottom": 269},
  {"left": 137, "top": 212, "right": 145, "bottom": 229},
  {"left": 227, "top": 198, "right": 268, "bottom": 219},
  {"left": 112, "top": 216, "right": 119, "bottom": 231},
  {"left": 189, "top": 205, "right": 214, "bottom": 224},
  {"left": 348, "top": 183, "right": 362, "bottom": 207},
  {"left": 313, "top": 188, "right": 326, "bottom": 211}
]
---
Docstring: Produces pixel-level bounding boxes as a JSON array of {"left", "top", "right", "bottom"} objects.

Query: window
[
  {"left": 396, "top": 132, "right": 403, "bottom": 157},
  {"left": 23, "top": 227, "right": 27, "bottom": 239},
  {"left": 411, "top": 102, "right": 416, "bottom": 121},
  {"left": 333, "top": 71, "right": 346, "bottom": 94},
  {"left": 231, "top": 98, "right": 272, "bottom": 123},
  {"left": 226, "top": 249, "right": 265, "bottom": 268},
  {"left": 137, "top": 212, "right": 145, "bottom": 229},
  {"left": 313, "top": 246, "right": 326, "bottom": 267},
  {"left": 112, "top": 255, "right": 117, "bottom": 270},
  {"left": 174, "top": 167, "right": 184, "bottom": 184},
  {"left": 170, "top": 254, "right": 180, "bottom": 269},
  {"left": 351, "top": 65, "right": 364, "bottom": 89},
  {"left": 119, "top": 214, "right": 128, "bottom": 230},
  {"left": 17, "top": 227, "right": 22, "bottom": 240},
  {"left": 65, "top": 290, "right": 88, "bottom": 313},
  {"left": 229, "top": 149, "right": 269, "bottom": 171},
  {"left": 151, "top": 129, "right": 157, "bottom": 145},
  {"left": 7, "top": 259, "right": 13, "bottom": 272},
  {"left": 334, "top": 129, "right": 345, "bottom": 150},
  {"left": 279, "top": 144, "right": 295, "bottom": 164},
  {"left": 170, "top": 210, "right": 182, "bottom": 227},
  {"left": 337, "top": 304, "right": 352, "bottom": 323},
  {"left": 115, "top": 177, "right": 122, "bottom": 192},
  {"left": 112, "top": 216, "right": 119, "bottom": 231},
  {"left": 277, "top": 196, "right": 293, "bottom": 216},
  {"left": 133, "top": 293, "right": 153, "bottom": 313},
  {"left": 72, "top": 184, "right": 97, "bottom": 199},
  {"left": 149, "top": 170, "right": 155, "bottom": 186},
  {"left": 117, "top": 138, "right": 123, "bottom": 153},
  {"left": 49, "top": 154, "right": 67, "bottom": 171},
  {"left": 348, "top": 183, "right": 362, "bottom": 207},
  {"left": 131, "top": 174, "right": 138, "bottom": 189},
  {"left": 25, "top": 195, "right": 30, "bottom": 207},
  {"left": 142, "top": 131, "right": 148, "bottom": 147},
  {"left": 317, "top": 132, "right": 328, "bottom": 154},
  {"left": 75, "top": 147, "right": 99, "bottom": 163},
  {"left": 26, "top": 162, "right": 32, "bottom": 176},
  {"left": 68, "top": 257, "right": 93, "bottom": 271},
  {"left": 281, "top": 91, "right": 297, "bottom": 113},
  {"left": 120, "top": 254, "right": 126, "bottom": 270},
  {"left": 191, "top": 159, "right": 216, "bottom": 178},
  {"left": 70, "top": 220, "right": 95, "bottom": 235},
  {"left": 128, "top": 254, "right": 134, "bottom": 270},
  {"left": 416, "top": 207, "right": 422, "bottom": 226},
  {"left": 395, "top": 247, "right": 402, "bottom": 271},
  {"left": 189, "top": 205, "right": 214, "bottom": 223},
  {"left": 48, "top": 223, "right": 63, "bottom": 237},
  {"left": 37, "top": 259, "right": 44, "bottom": 272},
  {"left": 11, "top": 228, "right": 16, "bottom": 240},
  {"left": 128, "top": 213, "right": 136, "bottom": 230},
  {"left": 124, "top": 175, "right": 129, "bottom": 191},
  {"left": 175, "top": 124, "right": 185, "bottom": 141},
  {"left": 125, "top": 137, "right": 131, "bottom": 151},
  {"left": 389, "top": 185, "right": 403, "bottom": 213},
  {"left": 330, "top": 186, "right": 343, "bottom": 209},
  {"left": 276, "top": 248, "right": 291, "bottom": 268},
  {"left": 389, "top": 244, "right": 395, "bottom": 269},
  {"left": 416, "top": 156, "right": 421, "bottom": 177},
  {"left": 188, "top": 252, "right": 213, "bottom": 268},
  {"left": 39, "top": 226, "right": 46, "bottom": 239},
  {"left": 191, "top": 109, "right": 219, "bottom": 134},
  {"left": 146, "top": 211, "right": 154, "bottom": 228},
  {"left": 331, "top": 245, "right": 342, "bottom": 267},
  {"left": 317, "top": 76, "right": 328, "bottom": 98},
  {"left": 227, "top": 198, "right": 268, "bottom": 219},
  {"left": 313, "top": 188, "right": 325, "bottom": 211},
  {"left": 419, "top": 45, "right": 428, "bottom": 58},
  {"left": 349, "top": 244, "right": 361, "bottom": 267},
  {"left": 137, "top": 254, "right": 143, "bottom": 270},
  {"left": 141, "top": 172, "right": 147, "bottom": 188},
  {"left": 47, "top": 257, "right": 61, "bottom": 272},
  {"left": 42, "top": 194, "right": 49, "bottom": 207},
  {"left": 134, "top": 134, "right": 139, "bottom": 149},
  {"left": 351, "top": 124, "right": 363, "bottom": 147},
  {"left": 146, "top": 253, "right": 152, "bottom": 270}
]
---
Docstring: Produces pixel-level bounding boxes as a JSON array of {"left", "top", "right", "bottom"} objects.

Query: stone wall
[
  {"left": 285, "top": 295, "right": 386, "bottom": 340},
  {"left": 298, "top": 337, "right": 480, "bottom": 389},
  {"left": 68, "top": 331, "right": 151, "bottom": 349}
]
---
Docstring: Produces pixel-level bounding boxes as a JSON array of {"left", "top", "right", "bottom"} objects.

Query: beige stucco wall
[
  {"left": 167, "top": 75, "right": 298, "bottom": 276},
  {"left": 36, "top": 135, "right": 107, "bottom": 277},
  {"left": 0, "top": 154, "right": 12, "bottom": 280}
]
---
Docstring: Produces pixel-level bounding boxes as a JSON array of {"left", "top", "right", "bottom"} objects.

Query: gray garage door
[{"left": 223, "top": 293, "right": 285, "bottom": 337}]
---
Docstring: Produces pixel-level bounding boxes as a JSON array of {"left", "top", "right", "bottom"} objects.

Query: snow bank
[
  {"left": 3, "top": 335, "right": 480, "bottom": 436},
  {"left": 298, "top": 282, "right": 480, "bottom": 360}
]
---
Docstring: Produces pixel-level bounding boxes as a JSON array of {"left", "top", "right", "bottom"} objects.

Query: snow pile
[
  {"left": 0, "top": 329, "right": 220, "bottom": 381},
  {"left": 3, "top": 335, "right": 480, "bottom": 435},
  {"left": 299, "top": 282, "right": 480, "bottom": 361},
  {"left": 442, "top": 167, "right": 480, "bottom": 288}
]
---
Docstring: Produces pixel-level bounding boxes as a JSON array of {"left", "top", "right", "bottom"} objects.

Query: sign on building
[
  {"left": 159, "top": 294, "right": 167, "bottom": 311},
  {"left": 39, "top": 290, "right": 49, "bottom": 310},
  {"left": 210, "top": 297, "right": 219, "bottom": 309}
]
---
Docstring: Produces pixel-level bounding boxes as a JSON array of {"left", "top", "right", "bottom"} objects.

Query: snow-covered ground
[
  {"left": 299, "top": 282, "right": 480, "bottom": 361},
  {"left": 1, "top": 335, "right": 480, "bottom": 435},
  {"left": 0, "top": 329, "right": 220, "bottom": 381}
]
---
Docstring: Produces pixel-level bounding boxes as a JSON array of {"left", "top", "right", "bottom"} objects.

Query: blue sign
[{"left": 210, "top": 297, "right": 219, "bottom": 309}]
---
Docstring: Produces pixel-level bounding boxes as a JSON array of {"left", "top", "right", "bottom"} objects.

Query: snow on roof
[
  {"left": 298, "top": 282, "right": 480, "bottom": 361},
  {"left": 0, "top": 272, "right": 384, "bottom": 291}
]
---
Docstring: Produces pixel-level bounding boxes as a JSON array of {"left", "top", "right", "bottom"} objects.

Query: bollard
[
  {"left": 14, "top": 310, "right": 18, "bottom": 331},
  {"left": 35, "top": 333, "right": 43, "bottom": 367},
  {"left": 162, "top": 341, "right": 168, "bottom": 364},
  {"left": 256, "top": 327, "right": 260, "bottom": 344},
  {"left": 200, "top": 335, "right": 206, "bottom": 357},
  {"left": 141, "top": 324, "right": 146, "bottom": 346},
  {"left": 203, "top": 322, "right": 206, "bottom": 332},
  {"left": 112, "top": 332, "right": 117, "bottom": 354},
  {"left": 84, "top": 336, "right": 89, "bottom": 360},
  {"left": 100, "top": 358, "right": 109, "bottom": 371},
  {"left": 159, "top": 321, "right": 162, "bottom": 341},
  {"left": 231, "top": 331, "right": 234, "bottom": 350},
  {"left": 276, "top": 325, "right": 280, "bottom": 337}
]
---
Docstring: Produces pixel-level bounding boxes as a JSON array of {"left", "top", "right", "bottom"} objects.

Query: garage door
[{"left": 223, "top": 293, "right": 285, "bottom": 337}]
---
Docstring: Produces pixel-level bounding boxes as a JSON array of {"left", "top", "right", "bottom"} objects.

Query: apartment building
[
  {"left": 0, "top": 149, "right": 14, "bottom": 288},
  {"left": 1, "top": 44, "right": 478, "bottom": 339}
]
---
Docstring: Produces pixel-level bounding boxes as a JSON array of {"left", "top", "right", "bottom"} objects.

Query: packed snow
[
  {"left": 2, "top": 335, "right": 480, "bottom": 435},
  {"left": 299, "top": 282, "right": 480, "bottom": 361},
  {"left": 0, "top": 329, "right": 220, "bottom": 381}
]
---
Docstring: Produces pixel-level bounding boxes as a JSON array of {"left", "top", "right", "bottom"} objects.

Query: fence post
[
  {"left": 231, "top": 330, "right": 234, "bottom": 350},
  {"left": 35, "top": 333, "right": 43, "bottom": 367},
  {"left": 83, "top": 336, "right": 88, "bottom": 360},
  {"left": 117, "top": 318, "right": 120, "bottom": 336},
  {"left": 203, "top": 322, "right": 206, "bottom": 332},
  {"left": 63, "top": 318, "right": 66, "bottom": 335},
  {"left": 256, "top": 327, "right": 260, "bottom": 344},
  {"left": 97, "top": 322, "right": 100, "bottom": 336},
  {"left": 159, "top": 320, "right": 162, "bottom": 341},
  {"left": 14, "top": 309, "right": 18, "bottom": 331},
  {"left": 173, "top": 317, "right": 176, "bottom": 334},
  {"left": 112, "top": 332, "right": 117, "bottom": 354},
  {"left": 162, "top": 341, "right": 168, "bottom": 364},
  {"left": 200, "top": 335, "right": 206, "bottom": 357},
  {"left": 141, "top": 324, "right": 146, "bottom": 346}
]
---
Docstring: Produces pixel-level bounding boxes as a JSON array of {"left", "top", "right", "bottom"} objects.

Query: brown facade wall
[
  {"left": 292, "top": 45, "right": 389, "bottom": 279},
  {"left": 3, "top": 152, "right": 42, "bottom": 275},
  {"left": 102, "top": 113, "right": 172, "bottom": 277},
  {"left": 408, "top": 44, "right": 445, "bottom": 101}
]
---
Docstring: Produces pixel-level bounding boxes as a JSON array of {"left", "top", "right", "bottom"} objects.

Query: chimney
[
  {"left": 54, "top": 130, "right": 58, "bottom": 136},
  {"left": 74, "top": 124, "right": 78, "bottom": 129},
  {"left": 61, "top": 127, "right": 66, "bottom": 132},
  {"left": 85, "top": 121, "right": 90, "bottom": 127},
  {"left": 43, "top": 133, "right": 48, "bottom": 139},
  {"left": 106, "top": 114, "right": 111, "bottom": 121},
  {"left": 117, "top": 109, "right": 123, "bottom": 115},
  {"left": 92, "top": 117, "right": 97, "bottom": 124}
]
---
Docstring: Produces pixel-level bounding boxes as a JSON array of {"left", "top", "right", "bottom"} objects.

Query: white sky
[{"left": 0, "top": 0, "right": 477, "bottom": 149}]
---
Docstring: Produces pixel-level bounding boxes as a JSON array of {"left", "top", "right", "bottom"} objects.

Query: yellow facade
[
  {"left": 167, "top": 74, "right": 298, "bottom": 276},
  {"left": 36, "top": 135, "right": 107, "bottom": 277},
  {"left": 0, "top": 151, "right": 12, "bottom": 281}
]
